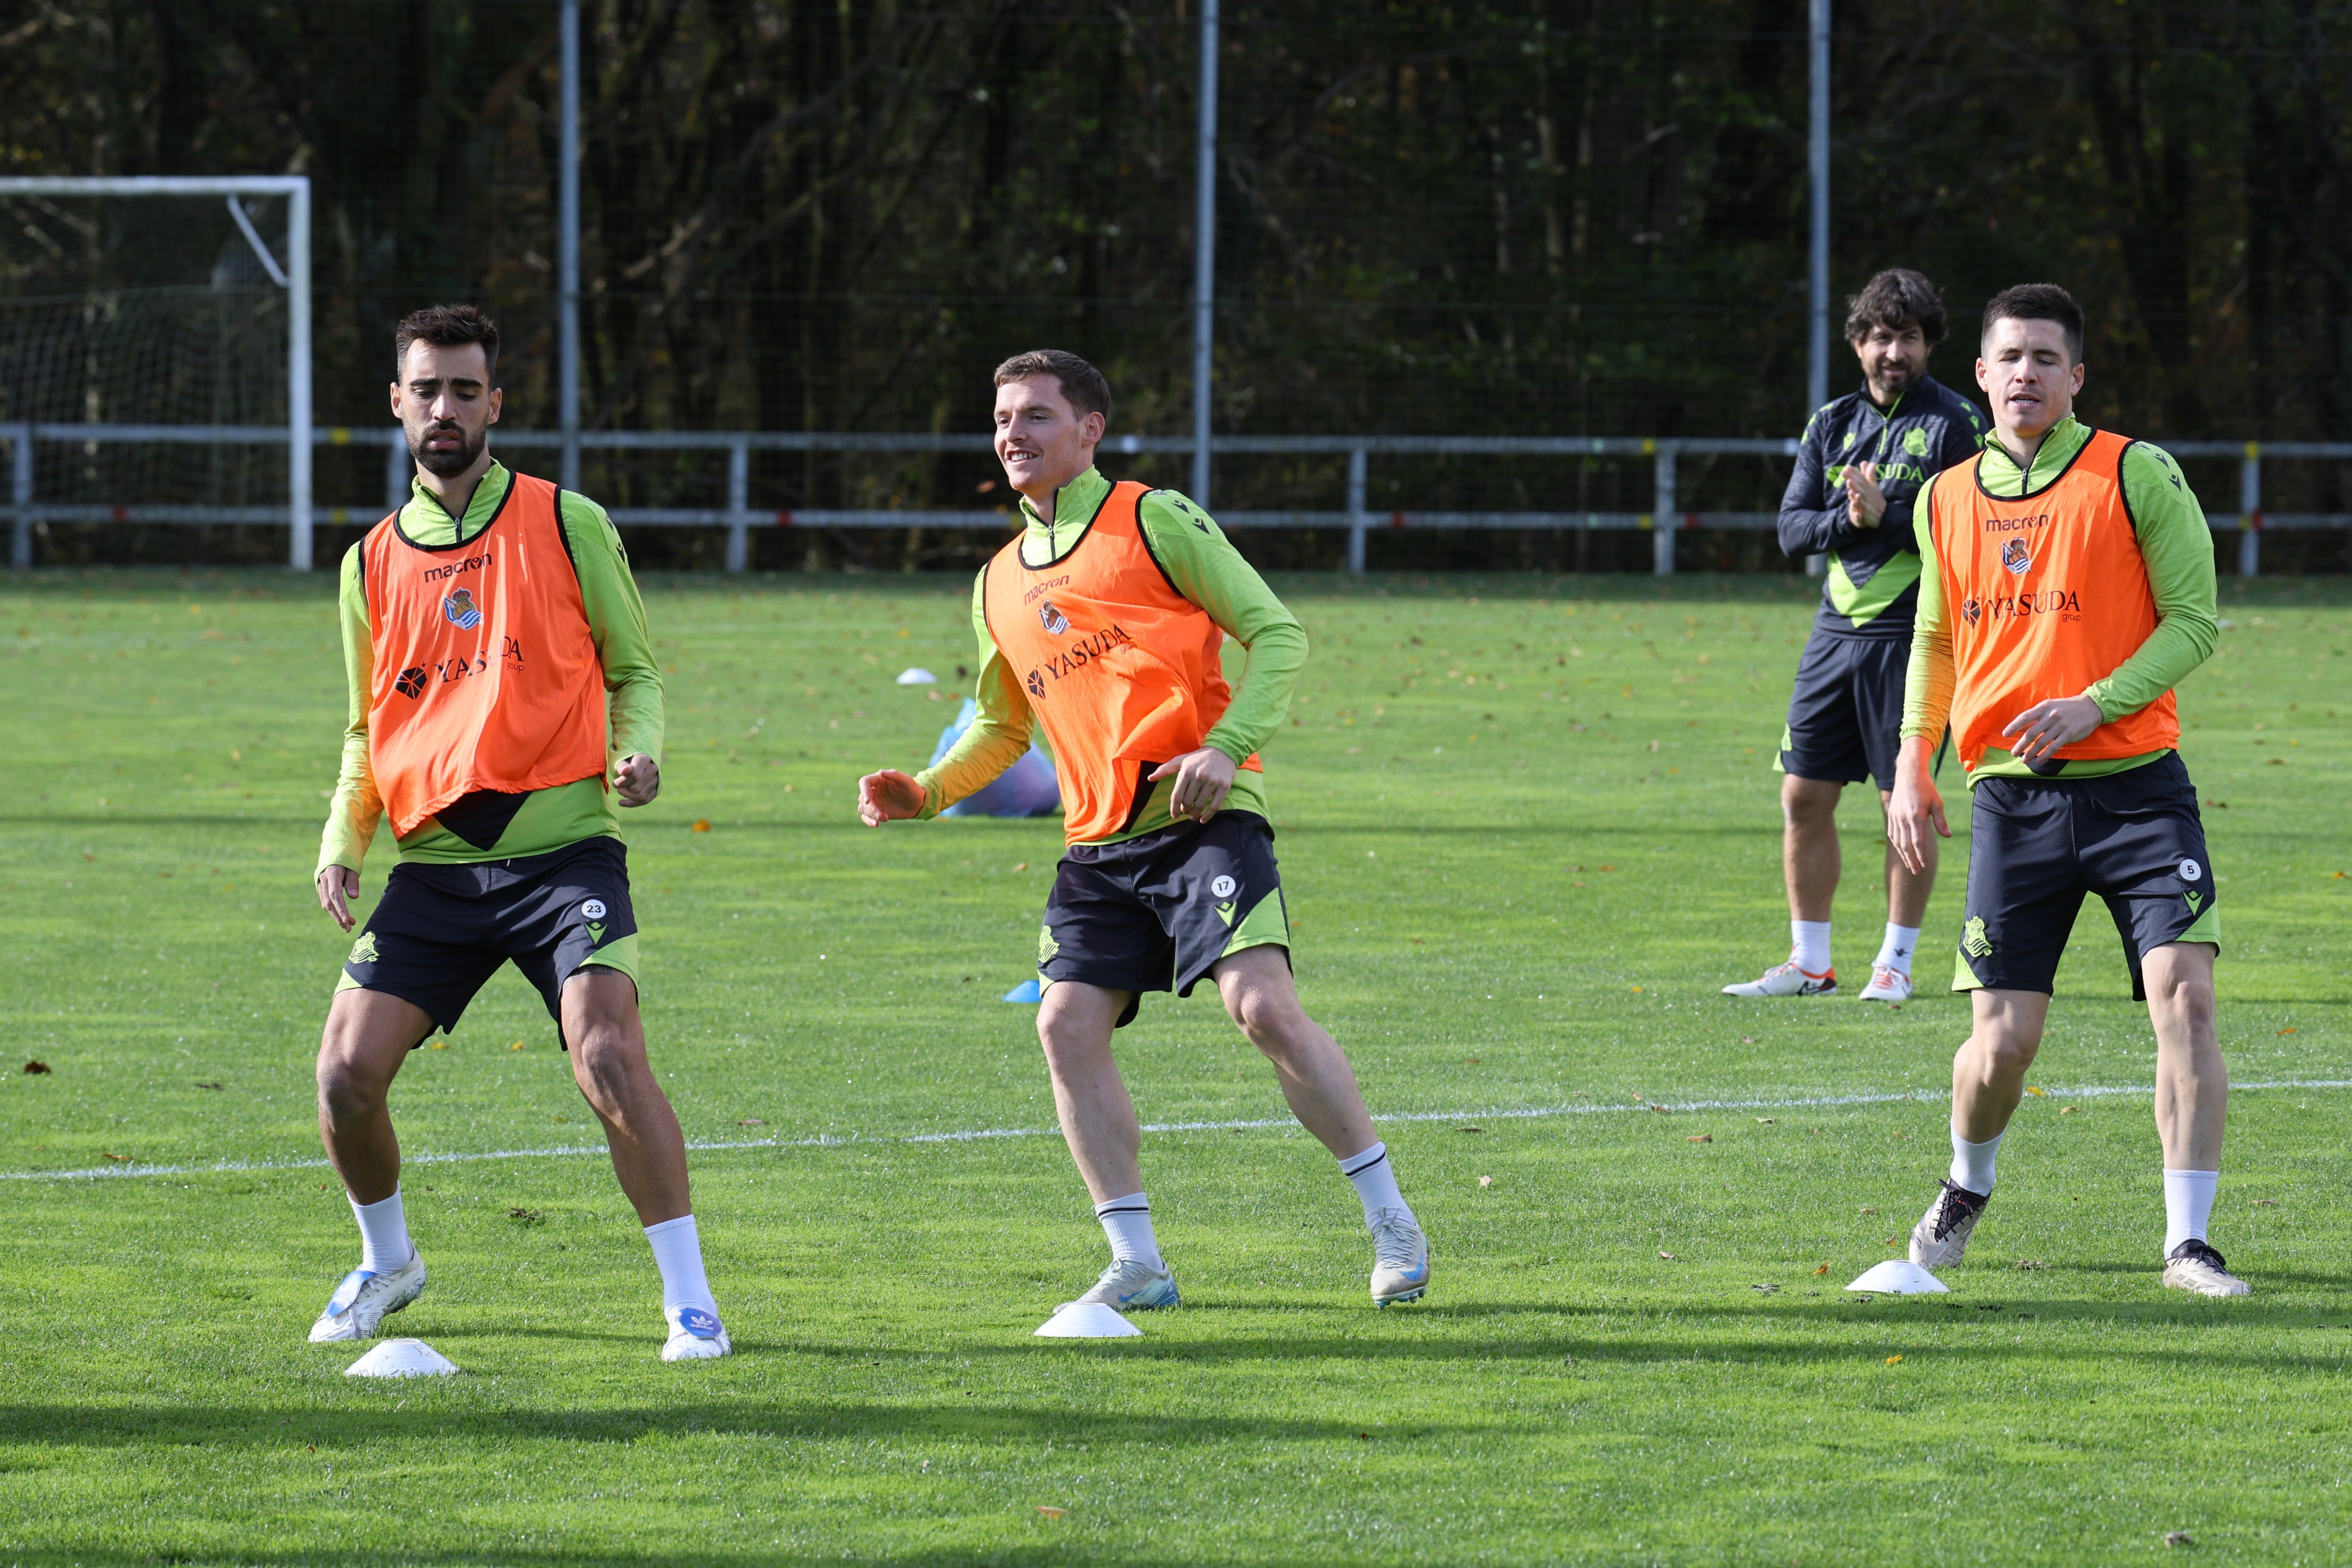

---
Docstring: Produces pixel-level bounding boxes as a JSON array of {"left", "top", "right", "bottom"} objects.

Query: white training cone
[
  {"left": 344, "top": 1338, "right": 460, "bottom": 1378},
  {"left": 1034, "top": 1301, "right": 1143, "bottom": 1339},
  {"left": 1845, "top": 1260, "right": 1950, "bottom": 1295},
  {"left": 895, "top": 667, "right": 939, "bottom": 686}
]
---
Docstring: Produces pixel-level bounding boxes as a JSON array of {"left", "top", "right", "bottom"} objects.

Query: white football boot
[
  {"left": 1369, "top": 1208, "right": 1430, "bottom": 1306},
  {"left": 1857, "top": 964, "right": 1914, "bottom": 1003},
  {"left": 1722, "top": 960, "right": 1838, "bottom": 997},
  {"left": 661, "top": 1304, "right": 734, "bottom": 1360},
  {"left": 1072, "top": 1257, "right": 1180, "bottom": 1311},
  {"left": 2163, "top": 1240, "right": 2251, "bottom": 1298},
  {"left": 308, "top": 1251, "right": 427, "bottom": 1342},
  {"left": 1908, "top": 1180, "right": 1991, "bottom": 1268}
]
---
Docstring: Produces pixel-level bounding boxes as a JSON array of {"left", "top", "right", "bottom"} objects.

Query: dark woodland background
[{"left": 7, "top": 1, "right": 2352, "bottom": 570}]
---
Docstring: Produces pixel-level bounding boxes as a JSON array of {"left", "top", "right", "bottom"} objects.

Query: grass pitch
[{"left": 1, "top": 567, "right": 2348, "bottom": 1566}]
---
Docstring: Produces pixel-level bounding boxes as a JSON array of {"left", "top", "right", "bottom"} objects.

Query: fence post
[
  {"left": 725, "top": 439, "right": 751, "bottom": 574},
  {"left": 1652, "top": 444, "right": 1677, "bottom": 576},
  {"left": 385, "top": 429, "right": 408, "bottom": 510},
  {"left": 2238, "top": 442, "right": 2261, "bottom": 579},
  {"left": 8, "top": 426, "right": 29, "bottom": 569},
  {"left": 1344, "top": 446, "right": 1367, "bottom": 575}
]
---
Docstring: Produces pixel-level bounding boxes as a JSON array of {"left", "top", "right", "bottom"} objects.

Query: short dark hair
[
  {"left": 395, "top": 303, "right": 500, "bottom": 383},
  {"left": 1980, "top": 283, "right": 2084, "bottom": 364},
  {"left": 1845, "top": 268, "right": 1946, "bottom": 346},
  {"left": 992, "top": 349, "right": 1111, "bottom": 424}
]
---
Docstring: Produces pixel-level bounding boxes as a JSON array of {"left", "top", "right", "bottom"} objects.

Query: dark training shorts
[
  {"left": 1954, "top": 752, "right": 2219, "bottom": 1000},
  {"left": 1778, "top": 629, "right": 1910, "bottom": 791},
  {"left": 338, "top": 835, "right": 640, "bottom": 1046},
  {"left": 1039, "top": 810, "right": 1290, "bottom": 1028}
]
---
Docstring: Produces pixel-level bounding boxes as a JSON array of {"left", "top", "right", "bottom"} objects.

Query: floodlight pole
[
  {"left": 0, "top": 175, "right": 311, "bottom": 569},
  {"left": 559, "top": 0, "right": 583, "bottom": 492},
  {"left": 1190, "top": 0, "right": 1219, "bottom": 507},
  {"left": 1805, "top": 0, "right": 1830, "bottom": 577}
]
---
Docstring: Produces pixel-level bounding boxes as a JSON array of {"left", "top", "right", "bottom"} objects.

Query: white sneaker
[
  {"left": 1857, "top": 964, "right": 1914, "bottom": 1003},
  {"left": 2163, "top": 1240, "right": 2251, "bottom": 1298},
  {"left": 1073, "top": 1257, "right": 1180, "bottom": 1311},
  {"left": 308, "top": 1251, "right": 427, "bottom": 1342},
  {"left": 1908, "top": 1180, "right": 1990, "bottom": 1268},
  {"left": 661, "top": 1304, "right": 733, "bottom": 1360},
  {"left": 1722, "top": 961, "right": 1837, "bottom": 997},
  {"left": 1369, "top": 1208, "right": 1430, "bottom": 1306}
]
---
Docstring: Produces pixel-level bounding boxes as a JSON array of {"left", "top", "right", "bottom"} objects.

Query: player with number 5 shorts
[
  {"left": 1888, "top": 284, "right": 2242, "bottom": 1298},
  {"left": 857, "top": 349, "right": 1429, "bottom": 1312}
]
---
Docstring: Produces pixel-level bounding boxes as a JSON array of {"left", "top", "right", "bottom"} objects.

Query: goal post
[{"left": 0, "top": 175, "right": 311, "bottom": 569}]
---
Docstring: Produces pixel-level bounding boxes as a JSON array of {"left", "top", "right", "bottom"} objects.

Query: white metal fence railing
[{"left": 3, "top": 424, "right": 2345, "bottom": 576}]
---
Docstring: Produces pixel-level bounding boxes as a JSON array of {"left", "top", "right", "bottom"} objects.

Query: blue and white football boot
[
  {"left": 1369, "top": 1208, "right": 1430, "bottom": 1306},
  {"left": 661, "top": 1304, "right": 733, "bottom": 1361},
  {"left": 307, "top": 1251, "right": 427, "bottom": 1342},
  {"left": 1073, "top": 1258, "right": 1180, "bottom": 1311}
]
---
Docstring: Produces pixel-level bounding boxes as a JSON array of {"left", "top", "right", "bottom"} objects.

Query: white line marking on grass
[{"left": 9, "top": 1078, "right": 2351, "bottom": 1184}]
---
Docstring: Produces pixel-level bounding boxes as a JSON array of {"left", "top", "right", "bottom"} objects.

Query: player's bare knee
[{"left": 315, "top": 1049, "right": 385, "bottom": 1125}]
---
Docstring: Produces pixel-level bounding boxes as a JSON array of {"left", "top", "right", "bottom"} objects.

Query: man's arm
[
  {"left": 2084, "top": 443, "right": 2220, "bottom": 719},
  {"left": 1777, "top": 409, "right": 1857, "bottom": 558},
  {"left": 1136, "top": 490, "right": 1307, "bottom": 761},
  {"left": 562, "top": 494, "right": 665, "bottom": 775},
  {"left": 1901, "top": 475, "right": 1956, "bottom": 745},
  {"left": 317, "top": 543, "right": 385, "bottom": 879},
  {"left": 909, "top": 571, "right": 1035, "bottom": 816}
]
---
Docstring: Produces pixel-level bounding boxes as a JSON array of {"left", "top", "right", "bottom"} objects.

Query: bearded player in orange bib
[
  {"left": 1888, "top": 285, "right": 2243, "bottom": 1296},
  {"left": 858, "top": 350, "right": 1430, "bottom": 1311},
  {"left": 306, "top": 305, "right": 730, "bottom": 1359}
]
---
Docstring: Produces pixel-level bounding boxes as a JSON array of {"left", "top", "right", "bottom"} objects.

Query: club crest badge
[
  {"left": 2000, "top": 539, "right": 2031, "bottom": 576},
  {"left": 1038, "top": 600, "right": 1070, "bottom": 635},
  {"left": 443, "top": 587, "right": 483, "bottom": 629}
]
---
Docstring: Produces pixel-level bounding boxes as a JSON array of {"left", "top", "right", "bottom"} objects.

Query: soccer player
[
  {"left": 1727, "top": 269, "right": 1986, "bottom": 1003},
  {"left": 307, "top": 304, "right": 732, "bottom": 1358},
  {"left": 1888, "top": 284, "right": 2241, "bottom": 1297},
  {"left": 856, "top": 350, "right": 1430, "bottom": 1310}
]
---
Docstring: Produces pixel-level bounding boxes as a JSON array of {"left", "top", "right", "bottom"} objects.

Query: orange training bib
[
  {"left": 1926, "top": 429, "right": 2179, "bottom": 773},
  {"left": 981, "top": 481, "right": 1261, "bottom": 845},
  {"left": 360, "top": 472, "right": 609, "bottom": 837}
]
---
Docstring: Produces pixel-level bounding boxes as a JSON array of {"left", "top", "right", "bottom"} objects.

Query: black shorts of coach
[
  {"left": 1039, "top": 810, "right": 1292, "bottom": 1029},
  {"left": 1779, "top": 630, "right": 1909, "bottom": 790},
  {"left": 1955, "top": 752, "right": 2219, "bottom": 1000},
  {"left": 338, "top": 835, "right": 641, "bottom": 1048}
]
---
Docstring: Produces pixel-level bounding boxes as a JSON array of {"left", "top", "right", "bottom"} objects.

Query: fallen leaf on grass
[
  {"left": 2060, "top": 1105, "right": 2079, "bottom": 1115},
  {"left": 1860, "top": 1207, "right": 1878, "bottom": 1214},
  {"left": 737, "top": 1118, "right": 767, "bottom": 1127},
  {"left": 2013, "top": 1259, "right": 2047, "bottom": 1271},
  {"left": 691, "top": 819, "right": 712, "bottom": 833},
  {"left": 1885, "top": 1237, "right": 1903, "bottom": 1248},
  {"left": 1754, "top": 1116, "right": 1775, "bottom": 1124},
  {"left": 1650, "top": 1103, "right": 1671, "bottom": 1114},
  {"left": 1457, "top": 1125, "right": 1484, "bottom": 1134},
  {"left": 2267, "top": 756, "right": 2287, "bottom": 765},
  {"left": 1813, "top": 1264, "right": 1829, "bottom": 1275},
  {"left": 1477, "top": 1175, "right": 1493, "bottom": 1188},
  {"left": 1035, "top": 1507, "right": 1067, "bottom": 1520},
  {"left": 2165, "top": 1532, "right": 2193, "bottom": 1548},
  {"left": 22, "top": 1060, "right": 51, "bottom": 1075},
  {"left": 508, "top": 1040, "right": 526, "bottom": 1052},
  {"left": 1658, "top": 1251, "right": 1679, "bottom": 1261},
  {"left": 507, "top": 1207, "right": 543, "bottom": 1225},
  {"left": 2277, "top": 1027, "right": 2298, "bottom": 1035},
  {"left": 2025, "top": 1086, "right": 2047, "bottom": 1097},
  {"left": 103, "top": 1152, "right": 131, "bottom": 1162},
  {"left": 1013, "top": 861, "right": 1029, "bottom": 873},
  {"left": 430, "top": 1041, "right": 449, "bottom": 1050},
  {"left": 1885, "top": 1355, "right": 1903, "bottom": 1365},
  {"left": 2253, "top": 1198, "right": 2280, "bottom": 1207},
  {"left": 1686, "top": 1133, "right": 1712, "bottom": 1143},
  {"left": 194, "top": 1081, "right": 222, "bottom": 1090}
]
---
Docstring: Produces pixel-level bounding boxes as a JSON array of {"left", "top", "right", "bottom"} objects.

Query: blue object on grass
[
  {"left": 1002, "top": 979, "right": 1042, "bottom": 1004},
  {"left": 931, "top": 698, "right": 1061, "bottom": 818}
]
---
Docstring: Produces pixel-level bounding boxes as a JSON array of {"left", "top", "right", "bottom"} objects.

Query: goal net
[{"left": 0, "top": 184, "right": 297, "bottom": 557}]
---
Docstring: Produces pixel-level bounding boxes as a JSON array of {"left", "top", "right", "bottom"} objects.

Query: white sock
[
  {"left": 349, "top": 1187, "right": 414, "bottom": 1273},
  {"left": 1949, "top": 1127, "right": 2003, "bottom": 1195},
  {"left": 1095, "top": 1193, "right": 1163, "bottom": 1271},
  {"left": 643, "top": 1214, "right": 720, "bottom": 1315},
  {"left": 1791, "top": 919, "right": 1832, "bottom": 975},
  {"left": 1875, "top": 922, "right": 1922, "bottom": 975},
  {"left": 1340, "top": 1142, "right": 1413, "bottom": 1226},
  {"left": 2163, "top": 1169, "right": 2219, "bottom": 1256}
]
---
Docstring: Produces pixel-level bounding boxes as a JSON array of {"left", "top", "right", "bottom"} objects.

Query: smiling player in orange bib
[
  {"left": 1888, "top": 285, "right": 2240, "bottom": 1297},
  {"left": 858, "top": 350, "right": 1429, "bottom": 1311}
]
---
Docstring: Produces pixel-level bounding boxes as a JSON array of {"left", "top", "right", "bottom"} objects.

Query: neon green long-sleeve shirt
[
  {"left": 315, "top": 461, "right": 665, "bottom": 876},
  {"left": 913, "top": 466, "right": 1307, "bottom": 844},
  {"left": 1903, "top": 415, "right": 2218, "bottom": 785}
]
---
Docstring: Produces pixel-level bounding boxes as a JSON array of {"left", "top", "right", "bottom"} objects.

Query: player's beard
[
  {"left": 1868, "top": 362, "right": 1916, "bottom": 403},
  {"left": 409, "top": 420, "right": 486, "bottom": 477}
]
